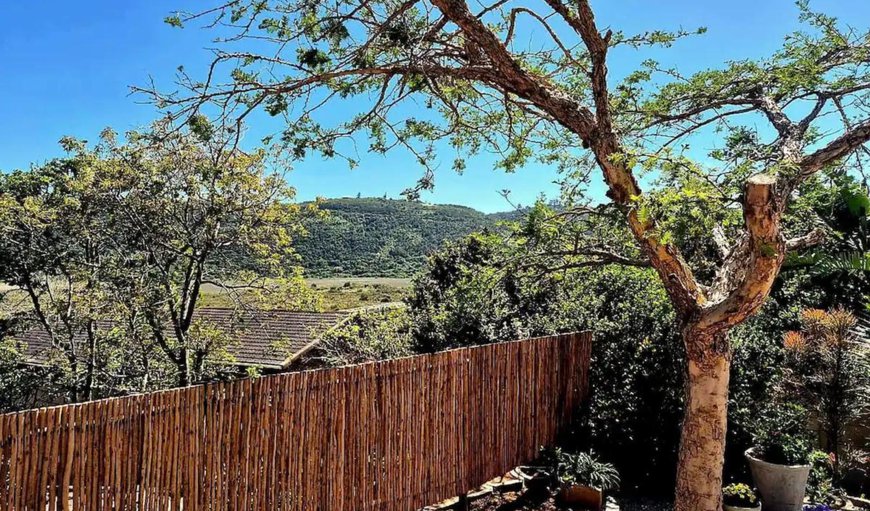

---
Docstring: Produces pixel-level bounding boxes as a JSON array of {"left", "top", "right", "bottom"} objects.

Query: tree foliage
[
  {"left": 316, "top": 307, "right": 413, "bottom": 366},
  {"left": 78, "top": 0, "right": 870, "bottom": 505},
  {"left": 0, "top": 123, "right": 315, "bottom": 399}
]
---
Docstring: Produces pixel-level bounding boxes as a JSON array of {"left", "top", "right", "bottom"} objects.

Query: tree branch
[
  {"left": 798, "top": 118, "right": 870, "bottom": 178},
  {"left": 712, "top": 225, "right": 730, "bottom": 260},
  {"left": 701, "top": 174, "right": 785, "bottom": 331},
  {"left": 786, "top": 227, "right": 827, "bottom": 252}
]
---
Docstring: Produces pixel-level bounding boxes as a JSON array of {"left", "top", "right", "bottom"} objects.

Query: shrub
[
  {"left": 752, "top": 402, "right": 815, "bottom": 465},
  {"left": 317, "top": 307, "right": 413, "bottom": 367},
  {"left": 541, "top": 448, "right": 620, "bottom": 491},
  {"left": 781, "top": 308, "right": 870, "bottom": 476},
  {"left": 411, "top": 236, "right": 684, "bottom": 494}
]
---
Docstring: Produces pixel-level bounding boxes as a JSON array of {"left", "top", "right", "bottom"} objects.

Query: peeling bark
[
  {"left": 675, "top": 175, "right": 783, "bottom": 510},
  {"left": 702, "top": 175, "right": 785, "bottom": 331},
  {"left": 675, "top": 327, "right": 731, "bottom": 511}
]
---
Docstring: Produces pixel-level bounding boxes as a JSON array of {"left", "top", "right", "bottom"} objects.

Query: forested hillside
[{"left": 296, "top": 198, "right": 510, "bottom": 277}]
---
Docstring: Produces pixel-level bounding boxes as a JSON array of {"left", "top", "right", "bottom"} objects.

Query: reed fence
[{"left": 0, "top": 331, "right": 591, "bottom": 511}]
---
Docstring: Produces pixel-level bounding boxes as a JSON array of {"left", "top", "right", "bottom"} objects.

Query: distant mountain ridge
[{"left": 295, "top": 198, "right": 516, "bottom": 277}]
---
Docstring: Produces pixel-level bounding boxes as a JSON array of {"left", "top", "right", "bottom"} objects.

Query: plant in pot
[
  {"left": 781, "top": 308, "right": 870, "bottom": 482},
  {"left": 805, "top": 450, "right": 847, "bottom": 508},
  {"left": 722, "top": 483, "right": 760, "bottom": 511},
  {"left": 746, "top": 402, "right": 816, "bottom": 511},
  {"left": 542, "top": 448, "right": 619, "bottom": 511}
]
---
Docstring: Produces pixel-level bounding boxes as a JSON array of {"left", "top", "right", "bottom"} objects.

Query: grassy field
[
  {"left": 2, "top": 277, "right": 413, "bottom": 317},
  {"left": 312, "top": 278, "right": 411, "bottom": 310},
  {"left": 307, "top": 277, "right": 411, "bottom": 289},
  {"left": 199, "top": 277, "right": 411, "bottom": 311}
]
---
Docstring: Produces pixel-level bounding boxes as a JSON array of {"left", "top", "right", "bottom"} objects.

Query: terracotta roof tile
[{"left": 14, "top": 309, "right": 349, "bottom": 369}]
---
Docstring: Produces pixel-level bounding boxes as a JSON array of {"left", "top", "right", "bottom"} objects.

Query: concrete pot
[{"left": 745, "top": 448, "right": 811, "bottom": 511}]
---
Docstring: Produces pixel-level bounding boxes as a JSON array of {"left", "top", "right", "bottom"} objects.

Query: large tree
[{"left": 143, "top": 1, "right": 870, "bottom": 508}]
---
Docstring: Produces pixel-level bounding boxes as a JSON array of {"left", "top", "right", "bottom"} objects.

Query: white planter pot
[{"left": 745, "top": 448, "right": 810, "bottom": 511}]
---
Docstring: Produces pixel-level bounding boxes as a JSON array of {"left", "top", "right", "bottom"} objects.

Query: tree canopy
[
  {"left": 0, "top": 123, "right": 315, "bottom": 397},
  {"left": 142, "top": 1, "right": 870, "bottom": 507}
]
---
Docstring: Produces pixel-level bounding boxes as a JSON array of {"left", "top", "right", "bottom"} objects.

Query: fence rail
[{"left": 0, "top": 331, "right": 591, "bottom": 511}]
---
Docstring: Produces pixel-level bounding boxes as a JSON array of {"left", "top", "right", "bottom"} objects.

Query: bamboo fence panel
[{"left": 0, "top": 331, "right": 591, "bottom": 511}]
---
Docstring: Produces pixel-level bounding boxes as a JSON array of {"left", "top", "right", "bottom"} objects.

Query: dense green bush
[
  {"left": 408, "top": 233, "right": 685, "bottom": 495},
  {"left": 317, "top": 307, "right": 413, "bottom": 366},
  {"left": 564, "top": 268, "right": 684, "bottom": 496},
  {"left": 408, "top": 232, "right": 563, "bottom": 352}
]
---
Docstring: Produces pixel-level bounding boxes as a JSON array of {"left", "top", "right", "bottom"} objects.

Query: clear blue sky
[{"left": 1, "top": 1, "right": 868, "bottom": 213}]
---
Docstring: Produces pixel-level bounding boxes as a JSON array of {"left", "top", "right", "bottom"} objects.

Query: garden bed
[
  {"left": 426, "top": 488, "right": 671, "bottom": 511},
  {"left": 466, "top": 491, "right": 670, "bottom": 510}
]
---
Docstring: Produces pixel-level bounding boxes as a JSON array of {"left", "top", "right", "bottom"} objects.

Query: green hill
[{"left": 295, "top": 198, "right": 509, "bottom": 277}]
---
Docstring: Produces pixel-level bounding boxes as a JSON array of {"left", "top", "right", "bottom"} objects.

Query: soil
[
  {"left": 468, "top": 489, "right": 560, "bottom": 511},
  {"left": 466, "top": 489, "right": 672, "bottom": 511}
]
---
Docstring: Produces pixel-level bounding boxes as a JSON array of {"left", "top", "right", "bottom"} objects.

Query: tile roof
[{"left": 13, "top": 308, "right": 349, "bottom": 370}]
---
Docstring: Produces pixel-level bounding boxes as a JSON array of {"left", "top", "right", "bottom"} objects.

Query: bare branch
[
  {"left": 711, "top": 225, "right": 730, "bottom": 260},
  {"left": 798, "top": 118, "right": 870, "bottom": 178},
  {"left": 786, "top": 227, "right": 827, "bottom": 252}
]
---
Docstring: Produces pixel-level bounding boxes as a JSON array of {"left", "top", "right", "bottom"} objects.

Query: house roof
[{"left": 13, "top": 308, "right": 350, "bottom": 370}]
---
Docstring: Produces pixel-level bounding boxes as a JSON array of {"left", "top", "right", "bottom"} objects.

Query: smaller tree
[
  {"left": 782, "top": 308, "right": 870, "bottom": 476},
  {"left": 0, "top": 123, "right": 318, "bottom": 397},
  {"left": 0, "top": 151, "right": 119, "bottom": 401},
  {"left": 92, "top": 123, "right": 314, "bottom": 386}
]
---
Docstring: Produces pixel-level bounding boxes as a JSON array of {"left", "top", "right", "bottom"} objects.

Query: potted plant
[
  {"left": 542, "top": 448, "right": 619, "bottom": 511},
  {"left": 746, "top": 402, "right": 815, "bottom": 511},
  {"left": 805, "top": 450, "right": 847, "bottom": 509},
  {"left": 722, "top": 483, "right": 760, "bottom": 511},
  {"left": 781, "top": 309, "right": 870, "bottom": 482}
]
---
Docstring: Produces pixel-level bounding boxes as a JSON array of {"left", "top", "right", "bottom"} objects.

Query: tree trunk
[
  {"left": 674, "top": 327, "right": 732, "bottom": 511},
  {"left": 178, "top": 348, "right": 191, "bottom": 387},
  {"left": 84, "top": 320, "right": 97, "bottom": 401},
  {"left": 69, "top": 359, "right": 79, "bottom": 403}
]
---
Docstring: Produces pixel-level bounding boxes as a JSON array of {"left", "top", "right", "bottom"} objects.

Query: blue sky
[{"left": 1, "top": 1, "right": 869, "bottom": 213}]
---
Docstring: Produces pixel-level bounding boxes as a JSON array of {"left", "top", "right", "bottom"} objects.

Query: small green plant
[
  {"left": 722, "top": 483, "right": 758, "bottom": 508},
  {"left": 541, "top": 448, "right": 620, "bottom": 491},
  {"left": 752, "top": 402, "right": 815, "bottom": 465},
  {"left": 805, "top": 451, "right": 845, "bottom": 506}
]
